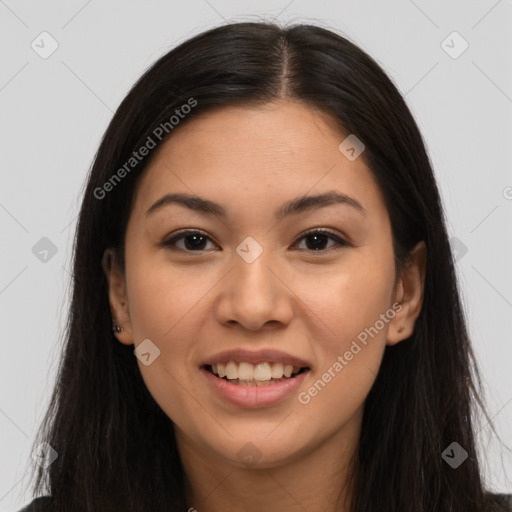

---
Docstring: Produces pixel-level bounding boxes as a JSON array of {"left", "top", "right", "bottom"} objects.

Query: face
[{"left": 103, "top": 100, "right": 425, "bottom": 470}]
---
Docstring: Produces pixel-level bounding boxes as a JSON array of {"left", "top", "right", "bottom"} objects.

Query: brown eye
[
  {"left": 294, "top": 229, "right": 349, "bottom": 252},
  {"left": 162, "top": 231, "right": 217, "bottom": 252},
  {"left": 161, "top": 228, "right": 349, "bottom": 254}
]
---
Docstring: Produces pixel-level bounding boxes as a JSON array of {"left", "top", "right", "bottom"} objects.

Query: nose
[{"left": 213, "top": 250, "right": 294, "bottom": 332}]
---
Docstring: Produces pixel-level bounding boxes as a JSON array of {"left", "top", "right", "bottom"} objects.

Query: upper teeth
[{"left": 211, "top": 361, "right": 301, "bottom": 381}]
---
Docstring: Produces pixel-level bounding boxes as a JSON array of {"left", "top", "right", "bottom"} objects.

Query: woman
[{"left": 19, "top": 21, "right": 511, "bottom": 511}]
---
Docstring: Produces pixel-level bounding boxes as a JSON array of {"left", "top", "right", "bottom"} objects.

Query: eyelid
[{"left": 161, "top": 227, "right": 350, "bottom": 253}]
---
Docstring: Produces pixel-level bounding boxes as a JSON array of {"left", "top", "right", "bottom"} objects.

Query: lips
[
  {"left": 200, "top": 348, "right": 311, "bottom": 407},
  {"left": 202, "top": 348, "right": 311, "bottom": 385},
  {"left": 202, "top": 348, "right": 311, "bottom": 369},
  {"left": 201, "top": 365, "right": 310, "bottom": 408}
]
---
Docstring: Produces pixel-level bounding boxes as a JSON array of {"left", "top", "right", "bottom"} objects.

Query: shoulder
[
  {"left": 485, "top": 492, "right": 512, "bottom": 511},
  {"left": 17, "top": 496, "right": 52, "bottom": 512}
]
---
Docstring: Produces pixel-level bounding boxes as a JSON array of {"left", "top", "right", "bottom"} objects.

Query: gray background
[{"left": 1, "top": 0, "right": 511, "bottom": 509}]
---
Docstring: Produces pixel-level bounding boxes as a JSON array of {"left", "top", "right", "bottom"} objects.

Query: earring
[{"left": 112, "top": 323, "right": 123, "bottom": 333}]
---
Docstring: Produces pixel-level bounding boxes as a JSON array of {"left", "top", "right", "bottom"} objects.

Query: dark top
[
  {"left": 17, "top": 493, "right": 512, "bottom": 511},
  {"left": 18, "top": 497, "right": 52, "bottom": 512}
]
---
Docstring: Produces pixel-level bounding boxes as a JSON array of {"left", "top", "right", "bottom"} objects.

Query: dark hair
[{"left": 27, "top": 20, "right": 506, "bottom": 511}]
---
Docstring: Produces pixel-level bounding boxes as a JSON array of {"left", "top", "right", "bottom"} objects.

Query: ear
[
  {"left": 102, "top": 248, "right": 134, "bottom": 345},
  {"left": 387, "top": 240, "right": 427, "bottom": 346}
]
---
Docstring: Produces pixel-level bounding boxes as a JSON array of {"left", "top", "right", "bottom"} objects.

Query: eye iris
[
  {"left": 184, "top": 234, "right": 207, "bottom": 250},
  {"left": 306, "top": 233, "right": 329, "bottom": 251}
]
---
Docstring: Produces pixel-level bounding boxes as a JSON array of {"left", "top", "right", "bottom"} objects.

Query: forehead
[{"left": 132, "top": 101, "right": 385, "bottom": 220}]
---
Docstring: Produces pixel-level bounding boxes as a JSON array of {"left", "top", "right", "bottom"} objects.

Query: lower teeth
[{"left": 225, "top": 378, "right": 288, "bottom": 386}]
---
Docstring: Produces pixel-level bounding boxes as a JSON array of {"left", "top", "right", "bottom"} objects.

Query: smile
[
  {"left": 201, "top": 363, "right": 311, "bottom": 408},
  {"left": 205, "top": 361, "right": 308, "bottom": 386}
]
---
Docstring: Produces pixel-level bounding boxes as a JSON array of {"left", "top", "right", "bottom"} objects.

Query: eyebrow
[{"left": 145, "top": 190, "right": 367, "bottom": 220}]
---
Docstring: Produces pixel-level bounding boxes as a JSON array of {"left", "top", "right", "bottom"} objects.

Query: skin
[{"left": 102, "top": 100, "right": 426, "bottom": 512}]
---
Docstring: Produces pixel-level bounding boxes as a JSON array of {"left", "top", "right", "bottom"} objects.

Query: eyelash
[{"left": 161, "top": 228, "right": 350, "bottom": 254}]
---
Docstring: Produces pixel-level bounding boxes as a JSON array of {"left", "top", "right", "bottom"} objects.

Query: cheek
[
  {"left": 125, "top": 252, "right": 211, "bottom": 343},
  {"left": 125, "top": 260, "right": 207, "bottom": 426},
  {"left": 293, "top": 251, "right": 395, "bottom": 416},
  {"left": 294, "top": 248, "right": 396, "bottom": 347}
]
